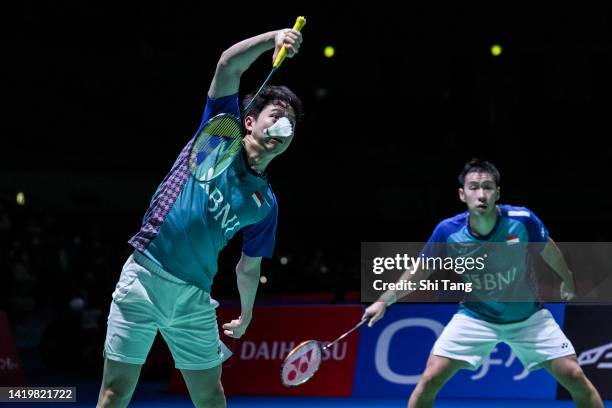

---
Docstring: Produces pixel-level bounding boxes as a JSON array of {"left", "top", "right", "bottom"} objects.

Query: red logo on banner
[{"left": 169, "top": 305, "right": 363, "bottom": 396}]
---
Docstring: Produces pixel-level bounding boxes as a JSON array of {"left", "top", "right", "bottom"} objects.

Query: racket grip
[{"left": 273, "top": 16, "right": 307, "bottom": 69}]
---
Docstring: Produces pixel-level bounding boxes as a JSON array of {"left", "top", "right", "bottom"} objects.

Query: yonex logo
[{"left": 286, "top": 349, "right": 313, "bottom": 382}]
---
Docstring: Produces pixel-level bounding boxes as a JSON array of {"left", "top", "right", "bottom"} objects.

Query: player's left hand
[
  {"left": 222, "top": 315, "right": 251, "bottom": 338},
  {"left": 560, "top": 280, "right": 577, "bottom": 301}
]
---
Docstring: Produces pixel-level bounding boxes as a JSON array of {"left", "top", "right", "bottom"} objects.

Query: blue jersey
[
  {"left": 423, "top": 205, "right": 549, "bottom": 323},
  {"left": 128, "top": 94, "right": 278, "bottom": 292}
]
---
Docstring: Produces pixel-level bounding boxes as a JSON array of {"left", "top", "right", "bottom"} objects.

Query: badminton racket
[
  {"left": 280, "top": 318, "right": 367, "bottom": 387},
  {"left": 188, "top": 16, "right": 306, "bottom": 182}
]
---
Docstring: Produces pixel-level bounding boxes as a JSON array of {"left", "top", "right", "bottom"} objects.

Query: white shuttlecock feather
[{"left": 263, "top": 117, "right": 293, "bottom": 140}]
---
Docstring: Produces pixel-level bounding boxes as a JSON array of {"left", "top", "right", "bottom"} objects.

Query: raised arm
[{"left": 208, "top": 28, "right": 302, "bottom": 99}]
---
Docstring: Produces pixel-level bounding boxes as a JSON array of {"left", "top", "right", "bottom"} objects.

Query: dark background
[{"left": 1, "top": 2, "right": 612, "bottom": 381}]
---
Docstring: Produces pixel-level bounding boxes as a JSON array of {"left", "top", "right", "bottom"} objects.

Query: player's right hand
[
  {"left": 272, "top": 28, "right": 303, "bottom": 63},
  {"left": 362, "top": 301, "right": 387, "bottom": 327}
]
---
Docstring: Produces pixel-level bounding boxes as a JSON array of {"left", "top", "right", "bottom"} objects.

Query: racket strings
[
  {"left": 190, "top": 73, "right": 276, "bottom": 180},
  {"left": 189, "top": 114, "right": 242, "bottom": 175}
]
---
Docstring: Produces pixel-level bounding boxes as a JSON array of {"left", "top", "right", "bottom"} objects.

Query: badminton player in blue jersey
[
  {"left": 97, "top": 27, "right": 303, "bottom": 408},
  {"left": 364, "top": 159, "right": 603, "bottom": 408}
]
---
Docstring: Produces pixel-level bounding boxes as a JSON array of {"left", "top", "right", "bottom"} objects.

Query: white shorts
[
  {"left": 432, "top": 308, "right": 575, "bottom": 371},
  {"left": 103, "top": 253, "right": 232, "bottom": 370}
]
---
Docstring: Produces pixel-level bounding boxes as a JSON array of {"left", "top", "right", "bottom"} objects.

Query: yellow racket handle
[{"left": 273, "top": 16, "right": 307, "bottom": 69}]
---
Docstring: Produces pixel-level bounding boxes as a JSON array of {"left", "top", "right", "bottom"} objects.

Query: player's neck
[
  {"left": 469, "top": 207, "right": 499, "bottom": 237},
  {"left": 243, "top": 140, "right": 272, "bottom": 175}
]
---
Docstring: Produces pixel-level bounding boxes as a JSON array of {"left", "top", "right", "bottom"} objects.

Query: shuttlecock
[{"left": 263, "top": 117, "right": 293, "bottom": 141}]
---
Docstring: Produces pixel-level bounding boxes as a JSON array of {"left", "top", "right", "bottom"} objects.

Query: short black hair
[
  {"left": 241, "top": 85, "right": 303, "bottom": 123},
  {"left": 458, "top": 159, "right": 501, "bottom": 187}
]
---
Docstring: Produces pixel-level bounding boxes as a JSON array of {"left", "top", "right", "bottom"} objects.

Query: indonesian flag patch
[
  {"left": 506, "top": 234, "right": 519, "bottom": 244},
  {"left": 252, "top": 191, "right": 264, "bottom": 208}
]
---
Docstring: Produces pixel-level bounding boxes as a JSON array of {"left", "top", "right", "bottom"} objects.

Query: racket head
[
  {"left": 280, "top": 340, "right": 323, "bottom": 387},
  {"left": 188, "top": 113, "right": 243, "bottom": 182}
]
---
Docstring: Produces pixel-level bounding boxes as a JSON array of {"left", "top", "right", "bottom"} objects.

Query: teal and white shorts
[
  {"left": 103, "top": 253, "right": 232, "bottom": 370},
  {"left": 432, "top": 308, "right": 575, "bottom": 371}
]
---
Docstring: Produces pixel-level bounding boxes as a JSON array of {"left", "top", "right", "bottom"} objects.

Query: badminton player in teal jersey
[
  {"left": 364, "top": 159, "right": 603, "bottom": 408},
  {"left": 97, "top": 27, "right": 303, "bottom": 408}
]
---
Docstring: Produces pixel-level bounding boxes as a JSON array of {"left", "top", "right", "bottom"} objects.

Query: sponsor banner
[
  {"left": 169, "top": 305, "right": 363, "bottom": 396},
  {"left": 558, "top": 305, "right": 612, "bottom": 400},
  {"left": 353, "top": 304, "right": 564, "bottom": 399},
  {"left": 0, "top": 311, "right": 25, "bottom": 386}
]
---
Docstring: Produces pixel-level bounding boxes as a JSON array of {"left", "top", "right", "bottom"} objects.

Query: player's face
[
  {"left": 245, "top": 102, "right": 296, "bottom": 156},
  {"left": 459, "top": 171, "right": 500, "bottom": 216}
]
